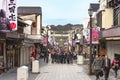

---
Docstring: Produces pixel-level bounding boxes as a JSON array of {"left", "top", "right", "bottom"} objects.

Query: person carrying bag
[
  {"left": 111, "top": 57, "right": 120, "bottom": 79},
  {"left": 92, "top": 55, "right": 102, "bottom": 80}
]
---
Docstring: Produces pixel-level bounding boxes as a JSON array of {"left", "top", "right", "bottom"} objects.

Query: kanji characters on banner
[{"left": 0, "top": 0, "right": 17, "bottom": 32}]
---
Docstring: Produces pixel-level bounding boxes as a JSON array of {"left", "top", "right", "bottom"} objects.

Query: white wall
[
  {"left": 37, "top": 15, "right": 41, "bottom": 34},
  {"left": 24, "top": 20, "right": 33, "bottom": 34},
  {"left": 107, "top": 41, "right": 120, "bottom": 60}
]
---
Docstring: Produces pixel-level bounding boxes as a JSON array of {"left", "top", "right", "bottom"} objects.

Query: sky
[{"left": 18, "top": 0, "right": 99, "bottom": 26}]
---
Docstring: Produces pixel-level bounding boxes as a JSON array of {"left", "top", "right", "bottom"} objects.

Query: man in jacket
[{"left": 102, "top": 55, "right": 111, "bottom": 80}]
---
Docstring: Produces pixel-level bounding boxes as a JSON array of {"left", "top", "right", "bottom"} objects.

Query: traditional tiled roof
[
  {"left": 90, "top": 3, "right": 99, "bottom": 12},
  {"left": 18, "top": 6, "right": 42, "bottom": 15}
]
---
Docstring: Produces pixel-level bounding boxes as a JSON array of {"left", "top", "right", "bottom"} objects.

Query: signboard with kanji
[
  {"left": 92, "top": 27, "right": 99, "bottom": 44},
  {"left": 0, "top": 0, "right": 17, "bottom": 32},
  {"left": 84, "top": 27, "right": 99, "bottom": 44}
]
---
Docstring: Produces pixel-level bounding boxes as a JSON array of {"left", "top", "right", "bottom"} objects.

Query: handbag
[
  {"left": 112, "top": 64, "right": 119, "bottom": 70},
  {"left": 99, "top": 70, "right": 103, "bottom": 77},
  {"left": 112, "top": 65, "right": 115, "bottom": 69}
]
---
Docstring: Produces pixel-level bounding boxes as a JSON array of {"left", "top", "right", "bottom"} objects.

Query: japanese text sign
[{"left": 0, "top": 0, "right": 17, "bottom": 32}]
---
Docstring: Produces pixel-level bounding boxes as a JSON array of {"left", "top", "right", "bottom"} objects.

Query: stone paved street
[
  {"left": 0, "top": 59, "right": 120, "bottom": 80},
  {"left": 35, "top": 63, "right": 91, "bottom": 80}
]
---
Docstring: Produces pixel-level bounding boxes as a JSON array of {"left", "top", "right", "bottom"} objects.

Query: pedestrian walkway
[
  {"left": 0, "top": 58, "right": 120, "bottom": 80},
  {"left": 35, "top": 63, "right": 92, "bottom": 80}
]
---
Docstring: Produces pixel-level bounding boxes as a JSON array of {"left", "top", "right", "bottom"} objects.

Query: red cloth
[
  {"left": 111, "top": 59, "right": 120, "bottom": 66},
  {"left": 31, "top": 52, "right": 36, "bottom": 58},
  {"left": 50, "top": 50, "right": 54, "bottom": 55}
]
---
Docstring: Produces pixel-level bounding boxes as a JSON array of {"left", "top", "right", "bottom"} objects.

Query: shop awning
[{"left": 102, "top": 27, "right": 120, "bottom": 38}]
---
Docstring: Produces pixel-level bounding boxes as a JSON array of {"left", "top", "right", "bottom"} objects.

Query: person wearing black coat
[
  {"left": 66, "top": 52, "right": 70, "bottom": 64},
  {"left": 102, "top": 55, "right": 111, "bottom": 80}
]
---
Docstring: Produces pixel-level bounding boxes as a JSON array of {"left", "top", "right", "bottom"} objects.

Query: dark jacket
[{"left": 102, "top": 58, "right": 111, "bottom": 69}]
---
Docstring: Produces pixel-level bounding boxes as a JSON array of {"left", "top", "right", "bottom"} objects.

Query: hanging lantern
[{"left": 32, "top": 22, "right": 36, "bottom": 28}]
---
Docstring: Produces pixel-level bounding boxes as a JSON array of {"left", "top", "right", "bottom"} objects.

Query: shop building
[{"left": 96, "top": 0, "right": 120, "bottom": 60}]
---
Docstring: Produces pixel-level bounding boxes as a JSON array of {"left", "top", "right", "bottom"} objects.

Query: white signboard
[{"left": 0, "top": 0, "right": 17, "bottom": 32}]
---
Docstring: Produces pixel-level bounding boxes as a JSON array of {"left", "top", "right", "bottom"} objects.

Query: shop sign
[
  {"left": 84, "top": 28, "right": 99, "bottom": 44},
  {"left": 0, "top": 0, "right": 17, "bottom": 32},
  {"left": 92, "top": 27, "right": 99, "bottom": 44},
  {"left": 83, "top": 29, "right": 90, "bottom": 44}
]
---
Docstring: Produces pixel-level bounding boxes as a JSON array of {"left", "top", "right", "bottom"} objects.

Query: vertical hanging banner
[
  {"left": 92, "top": 27, "right": 99, "bottom": 44},
  {"left": 83, "top": 28, "right": 99, "bottom": 44},
  {"left": 0, "top": 0, "right": 17, "bottom": 32},
  {"left": 83, "top": 29, "right": 90, "bottom": 44}
]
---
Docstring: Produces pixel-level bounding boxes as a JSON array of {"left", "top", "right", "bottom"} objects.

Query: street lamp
[{"left": 88, "top": 7, "right": 93, "bottom": 75}]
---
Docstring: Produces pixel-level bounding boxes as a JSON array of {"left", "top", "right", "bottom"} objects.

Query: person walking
[
  {"left": 111, "top": 57, "right": 120, "bottom": 79},
  {"left": 92, "top": 55, "right": 102, "bottom": 80},
  {"left": 69, "top": 52, "right": 73, "bottom": 64},
  {"left": 66, "top": 52, "right": 70, "bottom": 64},
  {"left": 102, "top": 55, "right": 111, "bottom": 80},
  {"left": 63, "top": 52, "right": 67, "bottom": 63},
  {"left": 50, "top": 49, "right": 54, "bottom": 63}
]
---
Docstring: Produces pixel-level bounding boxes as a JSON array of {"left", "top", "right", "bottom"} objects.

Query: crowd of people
[
  {"left": 41, "top": 47, "right": 78, "bottom": 64},
  {"left": 50, "top": 51, "right": 77, "bottom": 64},
  {"left": 92, "top": 54, "right": 120, "bottom": 80}
]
